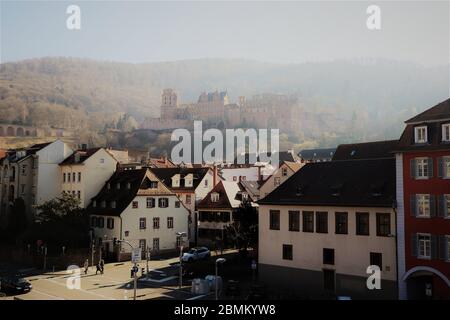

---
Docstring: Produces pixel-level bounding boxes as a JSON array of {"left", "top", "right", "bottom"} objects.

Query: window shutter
[
  {"left": 438, "top": 157, "right": 444, "bottom": 178},
  {"left": 431, "top": 235, "right": 438, "bottom": 259},
  {"left": 411, "top": 233, "right": 418, "bottom": 257},
  {"left": 410, "top": 159, "right": 416, "bottom": 179},
  {"left": 428, "top": 158, "right": 433, "bottom": 178},
  {"left": 437, "top": 195, "right": 445, "bottom": 217},
  {"left": 438, "top": 235, "right": 447, "bottom": 260},
  {"left": 430, "top": 195, "right": 436, "bottom": 217},
  {"left": 410, "top": 195, "right": 417, "bottom": 217},
  {"left": 446, "top": 196, "right": 450, "bottom": 218}
]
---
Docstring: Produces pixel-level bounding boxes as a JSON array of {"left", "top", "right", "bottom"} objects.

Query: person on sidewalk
[
  {"left": 96, "top": 262, "right": 101, "bottom": 275},
  {"left": 100, "top": 259, "right": 105, "bottom": 274},
  {"left": 84, "top": 259, "right": 89, "bottom": 275}
]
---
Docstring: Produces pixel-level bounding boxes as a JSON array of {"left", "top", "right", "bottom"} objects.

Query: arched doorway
[
  {"left": 0, "top": 127, "right": 4, "bottom": 136},
  {"left": 6, "top": 126, "right": 15, "bottom": 136},
  {"left": 403, "top": 266, "right": 450, "bottom": 300},
  {"left": 16, "top": 127, "right": 24, "bottom": 136}
]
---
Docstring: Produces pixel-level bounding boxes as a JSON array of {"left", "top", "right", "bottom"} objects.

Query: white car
[{"left": 181, "top": 247, "right": 211, "bottom": 262}]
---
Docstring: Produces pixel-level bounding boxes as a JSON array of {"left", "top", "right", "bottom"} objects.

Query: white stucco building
[
  {"left": 60, "top": 147, "right": 118, "bottom": 208},
  {"left": 88, "top": 168, "right": 190, "bottom": 260}
]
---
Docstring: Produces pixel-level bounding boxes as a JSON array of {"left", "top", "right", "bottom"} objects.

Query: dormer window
[
  {"left": 93, "top": 200, "right": 97, "bottom": 208},
  {"left": 211, "top": 192, "right": 219, "bottom": 202},
  {"left": 107, "top": 183, "right": 111, "bottom": 190},
  {"left": 185, "top": 174, "right": 193, "bottom": 187},
  {"left": 111, "top": 201, "right": 116, "bottom": 208},
  {"left": 127, "top": 182, "right": 131, "bottom": 189},
  {"left": 116, "top": 183, "right": 120, "bottom": 190},
  {"left": 281, "top": 168, "right": 288, "bottom": 176},
  {"left": 442, "top": 124, "right": 450, "bottom": 142},
  {"left": 414, "top": 126, "right": 427, "bottom": 144},
  {"left": 101, "top": 201, "right": 106, "bottom": 208},
  {"left": 171, "top": 174, "right": 180, "bottom": 187}
]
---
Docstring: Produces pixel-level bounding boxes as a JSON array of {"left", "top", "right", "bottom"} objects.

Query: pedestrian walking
[
  {"left": 100, "top": 259, "right": 105, "bottom": 274},
  {"left": 83, "top": 259, "right": 89, "bottom": 275},
  {"left": 96, "top": 262, "right": 101, "bottom": 275}
]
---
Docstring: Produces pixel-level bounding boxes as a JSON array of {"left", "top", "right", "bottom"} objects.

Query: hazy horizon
[{"left": 1, "top": 1, "right": 449, "bottom": 67}]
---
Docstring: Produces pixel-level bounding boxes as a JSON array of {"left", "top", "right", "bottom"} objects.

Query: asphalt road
[
  {"left": 0, "top": 255, "right": 213, "bottom": 300},
  {"left": 0, "top": 249, "right": 242, "bottom": 300}
]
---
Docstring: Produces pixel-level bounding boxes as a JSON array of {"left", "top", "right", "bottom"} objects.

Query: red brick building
[{"left": 395, "top": 98, "right": 450, "bottom": 299}]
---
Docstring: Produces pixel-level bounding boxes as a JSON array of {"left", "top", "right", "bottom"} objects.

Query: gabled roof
[
  {"left": 405, "top": 98, "right": 450, "bottom": 124},
  {"left": 395, "top": 98, "right": 450, "bottom": 152},
  {"left": 150, "top": 167, "right": 210, "bottom": 191},
  {"left": 298, "top": 148, "right": 336, "bottom": 161},
  {"left": 283, "top": 161, "right": 303, "bottom": 172},
  {"left": 332, "top": 140, "right": 398, "bottom": 161},
  {"left": 60, "top": 148, "right": 102, "bottom": 165},
  {"left": 233, "top": 151, "right": 297, "bottom": 165},
  {"left": 29, "top": 142, "right": 52, "bottom": 150},
  {"left": 1, "top": 141, "right": 55, "bottom": 164},
  {"left": 258, "top": 158, "right": 395, "bottom": 208},
  {"left": 87, "top": 168, "right": 148, "bottom": 216},
  {"left": 148, "top": 157, "right": 176, "bottom": 168},
  {"left": 87, "top": 168, "right": 176, "bottom": 216},
  {"left": 257, "top": 161, "right": 303, "bottom": 191},
  {"left": 239, "top": 180, "right": 261, "bottom": 201},
  {"left": 198, "top": 180, "right": 242, "bottom": 210}
]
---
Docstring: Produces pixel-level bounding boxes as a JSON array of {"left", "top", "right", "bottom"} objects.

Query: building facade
[
  {"left": 257, "top": 158, "right": 398, "bottom": 299},
  {"left": 88, "top": 168, "right": 190, "bottom": 261},
  {"left": 0, "top": 140, "right": 73, "bottom": 227},
  {"left": 60, "top": 148, "right": 118, "bottom": 208},
  {"left": 395, "top": 98, "right": 450, "bottom": 300},
  {"left": 259, "top": 161, "right": 303, "bottom": 199},
  {"left": 150, "top": 167, "right": 215, "bottom": 244}
]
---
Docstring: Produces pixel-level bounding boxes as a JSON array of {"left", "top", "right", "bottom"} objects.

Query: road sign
[{"left": 131, "top": 248, "right": 141, "bottom": 263}]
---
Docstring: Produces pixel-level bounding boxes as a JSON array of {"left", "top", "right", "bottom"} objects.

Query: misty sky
[{"left": 1, "top": 1, "right": 449, "bottom": 66}]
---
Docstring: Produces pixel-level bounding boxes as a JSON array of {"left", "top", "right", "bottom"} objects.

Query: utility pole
[
  {"left": 133, "top": 262, "right": 137, "bottom": 300},
  {"left": 115, "top": 239, "right": 139, "bottom": 301},
  {"left": 146, "top": 246, "right": 150, "bottom": 280},
  {"left": 175, "top": 231, "right": 187, "bottom": 290},
  {"left": 179, "top": 245, "right": 183, "bottom": 289},
  {"left": 215, "top": 258, "right": 226, "bottom": 300},
  {"left": 43, "top": 246, "right": 47, "bottom": 271},
  {"left": 91, "top": 241, "right": 95, "bottom": 269}
]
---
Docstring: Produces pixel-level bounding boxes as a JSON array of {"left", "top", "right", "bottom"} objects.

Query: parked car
[
  {"left": 181, "top": 247, "right": 210, "bottom": 262},
  {"left": 0, "top": 276, "right": 32, "bottom": 294}
]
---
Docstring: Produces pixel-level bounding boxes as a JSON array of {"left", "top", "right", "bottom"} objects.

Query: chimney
[
  {"left": 74, "top": 152, "right": 80, "bottom": 163},
  {"left": 213, "top": 165, "right": 218, "bottom": 187},
  {"left": 257, "top": 165, "right": 263, "bottom": 183}
]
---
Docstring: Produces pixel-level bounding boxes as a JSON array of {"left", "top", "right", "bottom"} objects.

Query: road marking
[
  {"left": 187, "top": 294, "right": 209, "bottom": 300},
  {"left": 139, "top": 276, "right": 177, "bottom": 283},
  {"left": 30, "top": 289, "right": 65, "bottom": 300},
  {"left": 43, "top": 278, "right": 116, "bottom": 300}
]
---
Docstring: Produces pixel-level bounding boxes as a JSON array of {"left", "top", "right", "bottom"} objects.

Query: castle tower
[
  {"left": 161, "top": 88, "right": 178, "bottom": 119},
  {"left": 161, "top": 88, "right": 177, "bottom": 108}
]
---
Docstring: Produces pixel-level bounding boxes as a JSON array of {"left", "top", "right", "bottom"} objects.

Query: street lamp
[
  {"left": 176, "top": 232, "right": 187, "bottom": 290},
  {"left": 215, "top": 258, "right": 226, "bottom": 300}
]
